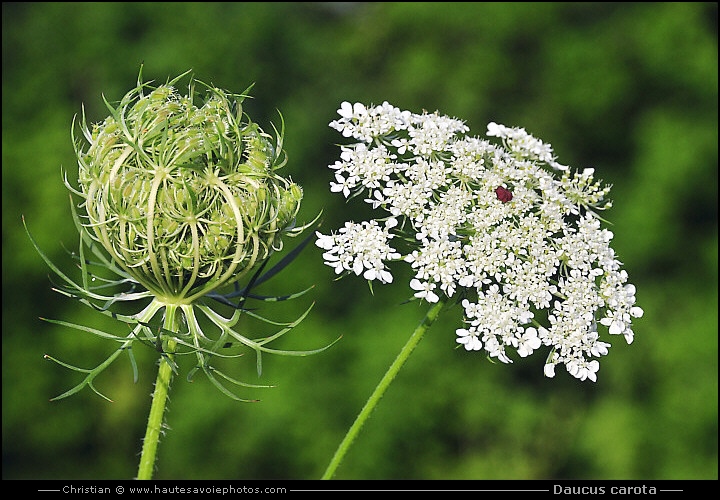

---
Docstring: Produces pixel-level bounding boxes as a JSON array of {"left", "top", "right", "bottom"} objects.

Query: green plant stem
[
  {"left": 321, "top": 297, "right": 448, "bottom": 479},
  {"left": 137, "top": 304, "right": 179, "bottom": 480}
]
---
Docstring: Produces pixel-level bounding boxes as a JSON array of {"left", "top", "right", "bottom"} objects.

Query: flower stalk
[
  {"left": 137, "top": 305, "right": 179, "bottom": 480},
  {"left": 321, "top": 297, "right": 447, "bottom": 480}
]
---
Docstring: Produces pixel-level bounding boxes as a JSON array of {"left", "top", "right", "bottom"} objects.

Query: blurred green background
[{"left": 2, "top": 2, "right": 717, "bottom": 480}]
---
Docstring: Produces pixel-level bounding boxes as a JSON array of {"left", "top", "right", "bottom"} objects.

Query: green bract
[
  {"left": 27, "top": 69, "right": 329, "bottom": 407},
  {"left": 73, "top": 70, "right": 303, "bottom": 302}
]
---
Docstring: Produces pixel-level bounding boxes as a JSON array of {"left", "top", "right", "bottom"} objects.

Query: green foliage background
[{"left": 2, "top": 2, "right": 717, "bottom": 480}]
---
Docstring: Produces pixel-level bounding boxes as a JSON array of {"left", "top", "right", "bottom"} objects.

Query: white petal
[
  {"left": 353, "top": 102, "right": 367, "bottom": 115},
  {"left": 609, "top": 321, "right": 624, "bottom": 335},
  {"left": 352, "top": 258, "right": 364, "bottom": 276},
  {"left": 486, "top": 122, "right": 502, "bottom": 137},
  {"left": 379, "top": 269, "right": 393, "bottom": 284},
  {"left": 409, "top": 278, "right": 424, "bottom": 291},
  {"left": 337, "top": 101, "right": 353, "bottom": 118}
]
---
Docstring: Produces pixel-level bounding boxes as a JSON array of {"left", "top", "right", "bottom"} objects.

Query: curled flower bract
[
  {"left": 73, "top": 70, "right": 303, "bottom": 302},
  {"left": 26, "top": 69, "right": 329, "bottom": 405},
  {"left": 317, "top": 101, "right": 643, "bottom": 382}
]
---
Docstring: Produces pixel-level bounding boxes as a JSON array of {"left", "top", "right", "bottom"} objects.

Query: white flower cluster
[{"left": 316, "top": 101, "right": 643, "bottom": 382}]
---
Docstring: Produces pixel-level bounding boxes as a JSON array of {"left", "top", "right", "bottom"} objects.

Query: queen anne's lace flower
[
  {"left": 316, "top": 218, "right": 400, "bottom": 284},
  {"left": 317, "top": 101, "right": 643, "bottom": 382}
]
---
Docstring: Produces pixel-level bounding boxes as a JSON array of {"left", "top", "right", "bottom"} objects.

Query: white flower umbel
[{"left": 319, "top": 101, "right": 643, "bottom": 478}]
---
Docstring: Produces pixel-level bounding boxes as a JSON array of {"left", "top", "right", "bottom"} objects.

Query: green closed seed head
[
  {"left": 29, "top": 68, "right": 330, "bottom": 412},
  {"left": 71, "top": 70, "right": 302, "bottom": 303}
]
